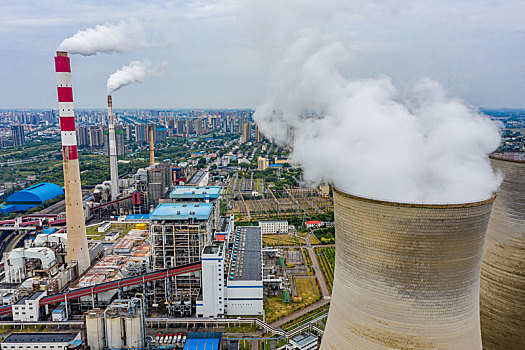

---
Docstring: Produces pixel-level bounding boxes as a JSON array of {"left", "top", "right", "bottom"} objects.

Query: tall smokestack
[
  {"left": 480, "top": 153, "right": 525, "bottom": 349},
  {"left": 320, "top": 189, "right": 494, "bottom": 349},
  {"left": 107, "top": 95, "right": 119, "bottom": 201},
  {"left": 149, "top": 125, "right": 154, "bottom": 165},
  {"left": 54, "top": 51, "right": 91, "bottom": 274}
]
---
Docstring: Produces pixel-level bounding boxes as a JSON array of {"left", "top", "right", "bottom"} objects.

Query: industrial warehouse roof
[
  {"left": 228, "top": 226, "right": 262, "bottom": 281},
  {"left": 183, "top": 333, "right": 221, "bottom": 350},
  {"left": 149, "top": 203, "right": 213, "bottom": 221},
  {"left": 169, "top": 186, "right": 221, "bottom": 199},
  {"left": 6, "top": 182, "right": 64, "bottom": 205},
  {"left": 3, "top": 333, "right": 78, "bottom": 344}
]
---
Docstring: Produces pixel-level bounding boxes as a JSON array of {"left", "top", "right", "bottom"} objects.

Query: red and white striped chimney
[{"left": 55, "top": 51, "right": 90, "bottom": 274}]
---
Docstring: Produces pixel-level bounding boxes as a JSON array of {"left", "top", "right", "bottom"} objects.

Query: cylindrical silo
[
  {"left": 480, "top": 153, "right": 525, "bottom": 349},
  {"left": 320, "top": 189, "right": 494, "bottom": 350},
  {"left": 106, "top": 314, "right": 124, "bottom": 349},
  {"left": 85, "top": 309, "right": 105, "bottom": 350},
  {"left": 125, "top": 313, "right": 144, "bottom": 349}
]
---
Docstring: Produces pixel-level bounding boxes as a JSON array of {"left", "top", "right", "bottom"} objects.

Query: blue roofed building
[
  {"left": 183, "top": 333, "right": 222, "bottom": 350},
  {"left": 0, "top": 183, "right": 64, "bottom": 215},
  {"left": 169, "top": 186, "right": 221, "bottom": 202}
]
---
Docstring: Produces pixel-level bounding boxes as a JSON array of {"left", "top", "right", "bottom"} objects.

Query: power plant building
[
  {"left": 149, "top": 202, "right": 215, "bottom": 313},
  {"left": 320, "top": 189, "right": 494, "bottom": 349},
  {"left": 480, "top": 153, "right": 525, "bottom": 349},
  {"left": 197, "top": 225, "right": 263, "bottom": 317}
]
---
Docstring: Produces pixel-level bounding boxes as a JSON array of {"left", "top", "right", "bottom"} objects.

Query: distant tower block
[
  {"left": 320, "top": 189, "right": 494, "bottom": 350},
  {"left": 54, "top": 51, "right": 90, "bottom": 274},
  {"left": 107, "top": 95, "right": 119, "bottom": 201},
  {"left": 480, "top": 153, "right": 525, "bottom": 350},
  {"left": 149, "top": 125, "right": 155, "bottom": 165}
]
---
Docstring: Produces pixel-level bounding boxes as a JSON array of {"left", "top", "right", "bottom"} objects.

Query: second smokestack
[
  {"left": 149, "top": 125, "right": 154, "bottom": 166},
  {"left": 107, "top": 95, "right": 119, "bottom": 201}
]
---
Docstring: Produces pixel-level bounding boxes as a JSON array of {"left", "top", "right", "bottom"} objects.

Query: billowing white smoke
[
  {"left": 107, "top": 60, "right": 165, "bottom": 94},
  {"left": 58, "top": 20, "right": 151, "bottom": 56},
  {"left": 254, "top": 34, "right": 502, "bottom": 203}
]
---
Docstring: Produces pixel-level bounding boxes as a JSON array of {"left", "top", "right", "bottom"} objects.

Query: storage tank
[
  {"left": 480, "top": 153, "right": 525, "bottom": 349},
  {"left": 125, "top": 313, "right": 144, "bottom": 349},
  {"left": 85, "top": 309, "right": 105, "bottom": 350},
  {"left": 320, "top": 188, "right": 494, "bottom": 350},
  {"left": 106, "top": 314, "right": 124, "bottom": 349}
]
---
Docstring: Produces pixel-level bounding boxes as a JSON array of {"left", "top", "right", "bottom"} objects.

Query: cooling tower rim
[
  {"left": 333, "top": 187, "right": 495, "bottom": 208},
  {"left": 490, "top": 152, "right": 525, "bottom": 163}
]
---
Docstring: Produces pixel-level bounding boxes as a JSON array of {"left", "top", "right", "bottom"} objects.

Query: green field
[{"left": 316, "top": 247, "right": 335, "bottom": 293}]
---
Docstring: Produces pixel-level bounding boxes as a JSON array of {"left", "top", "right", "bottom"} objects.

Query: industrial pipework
[
  {"left": 320, "top": 189, "right": 495, "bottom": 350},
  {"left": 480, "top": 153, "right": 525, "bottom": 349},
  {"left": 54, "top": 51, "right": 90, "bottom": 274},
  {"left": 107, "top": 95, "right": 119, "bottom": 201},
  {"left": 149, "top": 125, "right": 155, "bottom": 165}
]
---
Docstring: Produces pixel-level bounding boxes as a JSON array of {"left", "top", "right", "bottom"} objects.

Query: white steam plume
[
  {"left": 254, "top": 33, "right": 502, "bottom": 204},
  {"left": 58, "top": 20, "right": 151, "bottom": 56},
  {"left": 107, "top": 60, "right": 165, "bottom": 94}
]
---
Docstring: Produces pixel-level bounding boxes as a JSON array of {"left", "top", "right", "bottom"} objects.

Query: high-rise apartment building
[
  {"left": 125, "top": 124, "right": 133, "bottom": 141},
  {"left": 104, "top": 125, "right": 125, "bottom": 156},
  {"left": 186, "top": 119, "right": 194, "bottom": 135},
  {"left": 195, "top": 118, "right": 203, "bottom": 135},
  {"left": 257, "top": 157, "right": 269, "bottom": 171},
  {"left": 242, "top": 123, "right": 251, "bottom": 143},
  {"left": 255, "top": 124, "right": 263, "bottom": 142},
  {"left": 77, "top": 126, "right": 89, "bottom": 147},
  {"left": 11, "top": 125, "right": 25, "bottom": 146},
  {"left": 135, "top": 124, "right": 149, "bottom": 144},
  {"left": 176, "top": 119, "right": 185, "bottom": 134},
  {"left": 88, "top": 126, "right": 104, "bottom": 148}
]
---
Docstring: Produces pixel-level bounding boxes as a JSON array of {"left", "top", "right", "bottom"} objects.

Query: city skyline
[{"left": 0, "top": 0, "right": 524, "bottom": 109}]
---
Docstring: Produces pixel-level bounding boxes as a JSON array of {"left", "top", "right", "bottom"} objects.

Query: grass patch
[
  {"left": 262, "top": 234, "right": 304, "bottom": 247},
  {"left": 315, "top": 247, "right": 334, "bottom": 293},
  {"left": 309, "top": 234, "right": 321, "bottom": 245},
  {"left": 264, "top": 277, "right": 321, "bottom": 323}
]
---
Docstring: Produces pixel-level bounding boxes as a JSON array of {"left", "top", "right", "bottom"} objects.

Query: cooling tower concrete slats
[
  {"left": 320, "top": 189, "right": 494, "bottom": 350},
  {"left": 480, "top": 154, "right": 525, "bottom": 350}
]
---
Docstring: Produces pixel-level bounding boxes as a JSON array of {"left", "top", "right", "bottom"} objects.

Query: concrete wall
[
  {"left": 480, "top": 156, "right": 525, "bottom": 349},
  {"left": 321, "top": 189, "right": 494, "bottom": 349}
]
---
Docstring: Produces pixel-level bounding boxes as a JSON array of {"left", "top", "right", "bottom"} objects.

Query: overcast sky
[{"left": 0, "top": 0, "right": 523, "bottom": 109}]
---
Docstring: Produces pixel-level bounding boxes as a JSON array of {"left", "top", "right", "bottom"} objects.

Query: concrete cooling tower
[
  {"left": 480, "top": 153, "right": 525, "bottom": 350},
  {"left": 320, "top": 189, "right": 495, "bottom": 350}
]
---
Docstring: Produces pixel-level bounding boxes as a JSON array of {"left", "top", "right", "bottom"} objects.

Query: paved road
[{"left": 305, "top": 232, "right": 331, "bottom": 298}]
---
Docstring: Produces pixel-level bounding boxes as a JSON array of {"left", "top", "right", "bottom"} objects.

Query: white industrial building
[
  {"left": 197, "top": 226, "right": 263, "bottom": 317},
  {"left": 259, "top": 220, "right": 288, "bottom": 234},
  {"left": 11, "top": 291, "right": 47, "bottom": 322},
  {"left": 1, "top": 332, "right": 81, "bottom": 350},
  {"left": 284, "top": 333, "right": 318, "bottom": 350}
]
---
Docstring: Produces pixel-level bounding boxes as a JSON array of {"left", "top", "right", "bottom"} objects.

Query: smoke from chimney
[
  {"left": 107, "top": 60, "right": 165, "bottom": 95},
  {"left": 248, "top": 3, "right": 502, "bottom": 204},
  {"left": 57, "top": 19, "right": 152, "bottom": 56}
]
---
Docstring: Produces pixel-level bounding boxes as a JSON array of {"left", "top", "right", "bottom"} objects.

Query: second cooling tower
[
  {"left": 320, "top": 189, "right": 494, "bottom": 350},
  {"left": 480, "top": 153, "right": 525, "bottom": 350}
]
